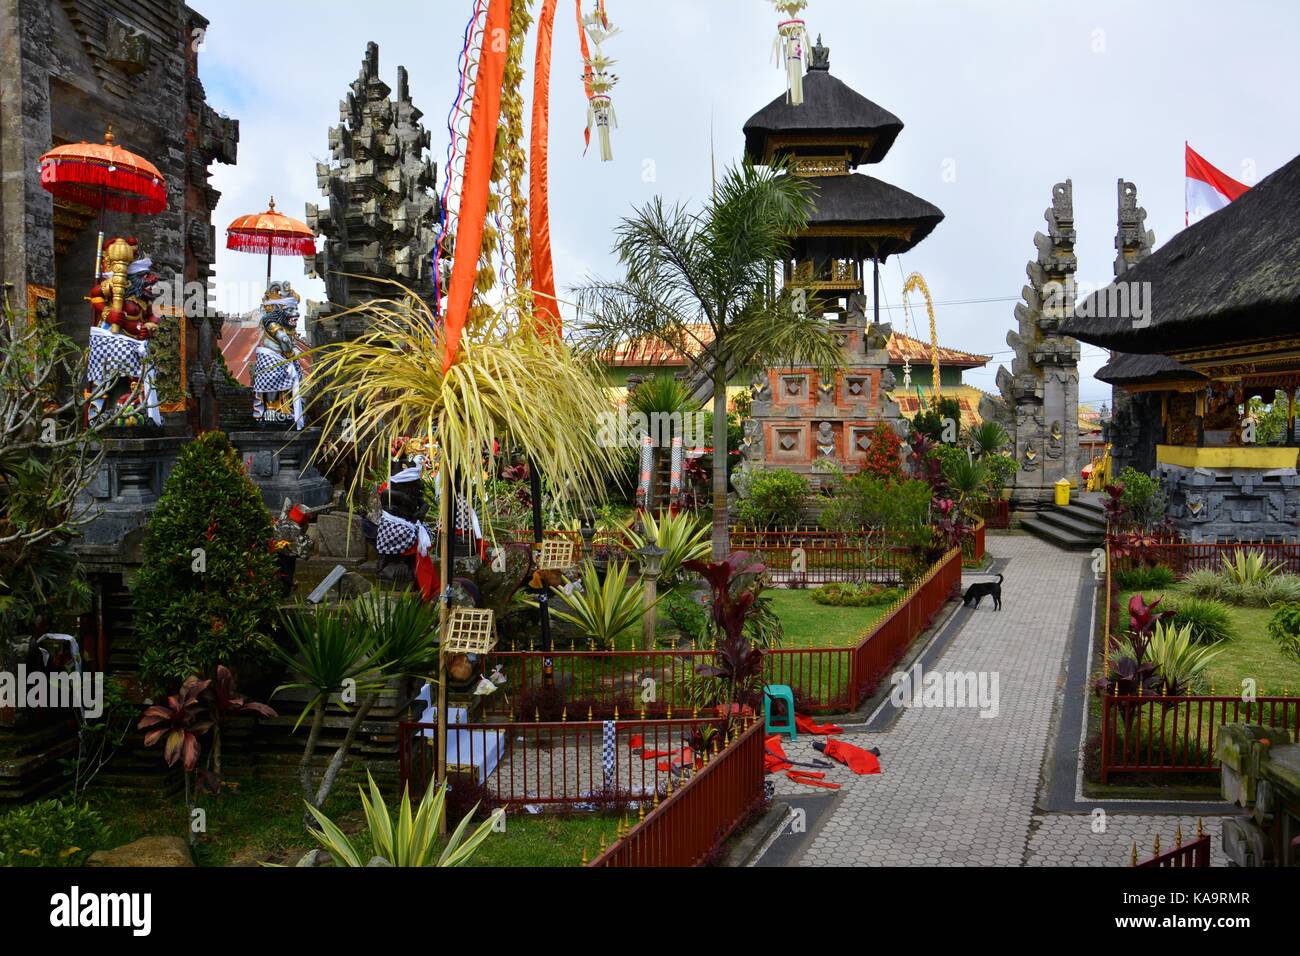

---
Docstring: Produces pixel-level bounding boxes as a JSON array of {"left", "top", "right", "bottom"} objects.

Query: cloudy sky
[{"left": 200, "top": 0, "right": 1300, "bottom": 409}]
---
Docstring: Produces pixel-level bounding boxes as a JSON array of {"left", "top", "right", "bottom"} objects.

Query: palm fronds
[{"left": 623, "top": 509, "right": 710, "bottom": 584}]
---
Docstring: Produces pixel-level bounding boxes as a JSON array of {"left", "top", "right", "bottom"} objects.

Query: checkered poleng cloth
[
  {"left": 87, "top": 325, "right": 146, "bottom": 382},
  {"left": 252, "top": 346, "right": 300, "bottom": 394},
  {"left": 375, "top": 510, "right": 428, "bottom": 556},
  {"left": 602, "top": 720, "right": 617, "bottom": 789}
]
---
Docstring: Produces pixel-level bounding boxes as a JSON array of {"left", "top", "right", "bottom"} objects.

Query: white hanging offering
[
  {"left": 769, "top": 0, "right": 809, "bottom": 105},
  {"left": 583, "top": 10, "right": 620, "bottom": 162}
]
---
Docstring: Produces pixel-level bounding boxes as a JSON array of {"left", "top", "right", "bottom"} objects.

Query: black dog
[{"left": 962, "top": 573, "right": 1003, "bottom": 610}]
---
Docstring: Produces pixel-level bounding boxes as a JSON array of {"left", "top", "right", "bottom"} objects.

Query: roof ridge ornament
[{"left": 809, "top": 34, "right": 830, "bottom": 71}]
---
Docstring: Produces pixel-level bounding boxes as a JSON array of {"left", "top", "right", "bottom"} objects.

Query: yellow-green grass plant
[
  {"left": 540, "top": 558, "right": 650, "bottom": 649},
  {"left": 308, "top": 286, "right": 621, "bottom": 542},
  {"left": 623, "top": 508, "right": 710, "bottom": 584}
]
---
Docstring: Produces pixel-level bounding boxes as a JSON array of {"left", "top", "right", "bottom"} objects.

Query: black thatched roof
[
  {"left": 800, "top": 174, "right": 944, "bottom": 258},
  {"left": 743, "top": 56, "right": 903, "bottom": 166},
  {"left": 1061, "top": 152, "right": 1300, "bottom": 352},
  {"left": 1095, "top": 350, "right": 1205, "bottom": 387}
]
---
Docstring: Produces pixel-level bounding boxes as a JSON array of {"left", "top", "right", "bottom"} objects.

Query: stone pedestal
[
  {"left": 73, "top": 433, "right": 189, "bottom": 571},
  {"left": 228, "top": 427, "right": 332, "bottom": 511}
]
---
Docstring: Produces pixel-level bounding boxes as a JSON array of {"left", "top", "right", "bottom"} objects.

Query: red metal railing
[
  {"left": 1135, "top": 833, "right": 1211, "bottom": 868},
  {"left": 979, "top": 499, "right": 1011, "bottom": 529},
  {"left": 1099, "top": 693, "right": 1300, "bottom": 780},
  {"left": 589, "top": 717, "right": 766, "bottom": 867},
  {"left": 484, "top": 547, "right": 963, "bottom": 715},
  {"left": 963, "top": 519, "right": 986, "bottom": 562},
  {"left": 399, "top": 715, "right": 728, "bottom": 805},
  {"left": 1108, "top": 535, "right": 1300, "bottom": 575}
]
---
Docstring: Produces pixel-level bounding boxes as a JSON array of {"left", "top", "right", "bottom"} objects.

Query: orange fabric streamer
[
  {"left": 441, "top": 0, "right": 512, "bottom": 374},
  {"left": 529, "top": 0, "right": 561, "bottom": 337}
]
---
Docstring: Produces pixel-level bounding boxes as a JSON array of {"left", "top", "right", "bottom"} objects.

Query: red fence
[
  {"left": 484, "top": 547, "right": 963, "bottom": 715},
  {"left": 1109, "top": 535, "right": 1300, "bottom": 575},
  {"left": 964, "top": 519, "right": 986, "bottom": 562},
  {"left": 1135, "top": 833, "right": 1211, "bottom": 868},
  {"left": 979, "top": 499, "right": 1011, "bottom": 529},
  {"left": 399, "top": 715, "right": 728, "bottom": 806},
  {"left": 1099, "top": 693, "right": 1300, "bottom": 781},
  {"left": 589, "top": 717, "right": 766, "bottom": 867}
]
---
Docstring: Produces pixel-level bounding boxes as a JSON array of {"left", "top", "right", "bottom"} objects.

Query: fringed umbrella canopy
[
  {"left": 226, "top": 197, "right": 317, "bottom": 256},
  {"left": 38, "top": 126, "right": 167, "bottom": 215}
]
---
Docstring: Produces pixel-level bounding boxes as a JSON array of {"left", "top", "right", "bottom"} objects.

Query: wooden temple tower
[{"left": 738, "top": 37, "right": 944, "bottom": 490}]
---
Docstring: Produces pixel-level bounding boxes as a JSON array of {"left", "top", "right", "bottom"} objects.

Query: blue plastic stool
[{"left": 764, "top": 684, "right": 797, "bottom": 741}]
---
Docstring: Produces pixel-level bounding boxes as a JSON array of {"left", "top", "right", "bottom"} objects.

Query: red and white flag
[{"left": 1185, "top": 143, "right": 1249, "bottom": 226}]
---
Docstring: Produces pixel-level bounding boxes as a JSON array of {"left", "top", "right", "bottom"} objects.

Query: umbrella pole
[
  {"left": 93, "top": 185, "right": 107, "bottom": 284},
  {"left": 530, "top": 458, "right": 551, "bottom": 647},
  {"left": 436, "top": 464, "right": 451, "bottom": 836},
  {"left": 266, "top": 248, "right": 273, "bottom": 289}
]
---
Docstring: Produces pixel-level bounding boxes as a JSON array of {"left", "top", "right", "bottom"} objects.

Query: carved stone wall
[
  {"left": 306, "top": 42, "right": 441, "bottom": 345},
  {"left": 1107, "top": 179, "right": 1158, "bottom": 476},
  {"left": 994, "top": 181, "right": 1081, "bottom": 507}
]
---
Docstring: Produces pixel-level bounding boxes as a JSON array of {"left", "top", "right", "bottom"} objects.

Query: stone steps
[{"left": 1022, "top": 495, "right": 1107, "bottom": 551}]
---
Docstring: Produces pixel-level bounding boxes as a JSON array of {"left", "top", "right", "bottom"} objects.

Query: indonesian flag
[{"left": 1186, "top": 143, "right": 1249, "bottom": 226}]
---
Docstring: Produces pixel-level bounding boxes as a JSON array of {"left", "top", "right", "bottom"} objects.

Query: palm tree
[
  {"left": 575, "top": 162, "right": 843, "bottom": 558},
  {"left": 964, "top": 420, "right": 1009, "bottom": 459}
]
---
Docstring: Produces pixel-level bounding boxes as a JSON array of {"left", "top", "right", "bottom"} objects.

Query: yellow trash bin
[{"left": 1055, "top": 478, "right": 1071, "bottom": 506}]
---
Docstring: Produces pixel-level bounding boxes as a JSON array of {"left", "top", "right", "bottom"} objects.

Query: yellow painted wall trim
[{"left": 1156, "top": 444, "right": 1299, "bottom": 470}]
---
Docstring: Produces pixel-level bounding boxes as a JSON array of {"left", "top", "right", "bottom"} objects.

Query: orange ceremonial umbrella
[
  {"left": 226, "top": 197, "right": 317, "bottom": 287},
  {"left": 38, "top": 125, "right": 168, "bottom": 279}
]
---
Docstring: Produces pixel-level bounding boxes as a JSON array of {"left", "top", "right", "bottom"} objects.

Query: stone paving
[{"left": 761, "top": 535, "right": 1228, "bottom": 867}]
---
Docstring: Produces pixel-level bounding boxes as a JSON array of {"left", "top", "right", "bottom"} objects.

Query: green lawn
[
  {"left": 1119, "top": 587, "right": 1300, "bottom": 695},
  {"left": 766, "top": 588, "right": 889, "bottom": 648},
  {"left": 468, "top": 811, "right": 623, "bottom": 867}
]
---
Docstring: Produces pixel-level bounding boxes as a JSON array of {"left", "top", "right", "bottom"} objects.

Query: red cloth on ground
[
  {"left": 822, "top": 738, "right": 881, "bottom": 775},
  {"left": 785, "top": 770, "right": 840, "bottom": 790},
  {"left": 764, "top": 735, "right": 793, "bottom": 774},
  {"left": 795, "top": 714, "right": 844, "bottom": 735}
]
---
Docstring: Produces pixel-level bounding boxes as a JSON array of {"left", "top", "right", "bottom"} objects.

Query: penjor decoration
[
  {"left": 251, "top": 281, "right": 306, "bottom": 429},
  {"left": 770, "top": 1, "right": 810, "bottom": 106},
  {"left": 85, "top": 236, "right": 162, "bottom": 427},
  {"left": 580, "top": 2, "right": 620, "bottom": 162}
]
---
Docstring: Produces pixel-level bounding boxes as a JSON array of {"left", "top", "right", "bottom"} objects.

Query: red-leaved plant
[{"left": 684, "top": 551, "right": 767, "bottom": 726}]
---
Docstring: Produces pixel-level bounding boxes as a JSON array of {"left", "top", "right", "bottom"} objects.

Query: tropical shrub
[
  {"left": 1259, "top": 574, "right": 1300, "bottom": 607},
  {"left": 909, "top": 397, "right": 963, "bottom": 444},
  {"left": 660, "top": 587, "right": 711, "bottom": 643},
  {"left": 0, "top": 800, "right": 108, "bottom": 867},
  {"left": 1266, "top": 603, "right": 1300, "bottom": 666},
  {"left": 1116, "top": 565, "right": 1176, "bottom": 590},
  {"left": 548, "top": 559, "right": 647, "bottom": 648},
  {"left": 941, "top": 453, "right": 989, "bottom": 518},
  {"left": 306, "top": 771, "right": 499, "bottom": 867},
  {"left": 818, "top": 473, "right": 930, "bottom": 534},
  {"left": 736, "top": 468, "right": 809, "bottom": 529},
  {"left": 811, "top": 582, "right": 904, "bottom": 607},
  {"left": 744, "top": 593, "right": 785, "bottom": 649},
  {"left": 134, "top": 431, "right": 280, "bottom": 691},
  {"left": 1116, "top": 466, "right": 1165, "bottom": 530},
  {"left": 860, "top": 422, "right": 903, "bottom": 481},
  {"left": 623, "top": 509, "right": 710, "bottom": 585},
  {"left": 1146, "top": 621, "right": 1223, "bottom": 695},
  {"left": 1220, "top": 550, "right": 1281, "bottom": 588},
  {"left": 684, "top": 551, "right": 768, "bottom": 717},
  {"left": 965, "top": 420, "right": 1009, "bottom": 458},
  {"left": 1165, "top": 597, "right": 1236, "bottom": 645},
  {"left": 1184, "top": 569, "right": 1227, "bottom": 601},
  {"left": 983, "top": 453, "right": 1017, "bottom": 497}
]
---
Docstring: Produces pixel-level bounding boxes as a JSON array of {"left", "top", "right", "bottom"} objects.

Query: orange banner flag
[
  {"left": 442, "top": 0, "right": 512, "bottom": 374},
  {"left": 530, "top": 0, "right": 560, "bottom": 337}
]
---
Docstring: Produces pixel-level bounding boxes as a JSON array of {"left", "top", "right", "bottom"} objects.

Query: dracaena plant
[
  {"left": 685, "top": 551, "right": 767, "bottom": 722},
  {"left": 202, "top": 664, "right": 276, "bottom": 779},
  {"left": 138, "top": 676, "right": 215, "bottom": 839}
]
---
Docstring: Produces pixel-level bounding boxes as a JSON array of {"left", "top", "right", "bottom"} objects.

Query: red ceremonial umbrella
[
  {"left": 38, "top": 125, "right": 168, "bottom": 279},
  {"left": 225, "top": 197, "right": 316, "bottom": 288}
]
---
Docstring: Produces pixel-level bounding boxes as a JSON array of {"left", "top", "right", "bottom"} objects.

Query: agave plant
[
  {"left": 1146, "top": 621, "right": 1223, "bottom": 696},
  {"left": 306, "top": 771, "right": 499, "bottom": 867},
  {"left": 1220, "top": 550, "right": 1280, "bottom": 588},
  {"left": 623, "top": 509, "right": 710, "bottom": 585},
  {"left": 544, "top": 559, "right": 648, "bottom": 649}
]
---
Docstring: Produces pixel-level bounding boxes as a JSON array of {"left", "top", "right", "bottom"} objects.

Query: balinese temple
[
  {"left": 1062, "top": 152, "right": 1300, "bottom": 542},
  {"left": 737, "top": 36, "right": 945, "bottom": 488}
]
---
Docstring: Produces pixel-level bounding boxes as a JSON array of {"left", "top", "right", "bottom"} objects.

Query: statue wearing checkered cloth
[
  {"left": 252, "top": 281, "right": 305, "bottom": 429},
  {"left": 84, "top": 236, "right": 162, "bottom": 427}
]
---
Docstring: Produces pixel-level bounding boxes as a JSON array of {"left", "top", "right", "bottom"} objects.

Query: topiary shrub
[
  {"left": 1165, "top": 597, "right": 1236, "bottom": 645},
  {"left": 811, "top": 582, "right": 904, "bottom": 607},
  {"left": 0, "top": 800, "right": 108, "bottom": 867},
  {"left": 736, "top": 468, "right": 809, "bottom": 529},
  {"left": 134, "top": 431, "right": 280, "bottom": 691},
  {"left": 1267, "top": 603, "right": 1300, "bottom": 665},
  {"left": 860, "top": 422, "right": 903, "bottom": 481}
]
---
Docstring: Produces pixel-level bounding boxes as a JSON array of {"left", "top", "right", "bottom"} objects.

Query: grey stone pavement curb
[{"left": 748, "top": 535, "right": 1241, "bottom": 867}]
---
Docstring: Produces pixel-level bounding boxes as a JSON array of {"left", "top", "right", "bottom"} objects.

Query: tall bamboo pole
[{"left": 436, "top": 464, "right": 452, "bottom": 836}]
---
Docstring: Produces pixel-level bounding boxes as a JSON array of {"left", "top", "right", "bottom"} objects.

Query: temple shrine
[{"left": 737, "top": 37, "right": 944, "bottom": 488}]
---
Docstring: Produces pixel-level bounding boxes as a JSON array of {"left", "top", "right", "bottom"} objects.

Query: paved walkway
[{"left": 758, "top": 535, "right": 1230, "bottom": 867}]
